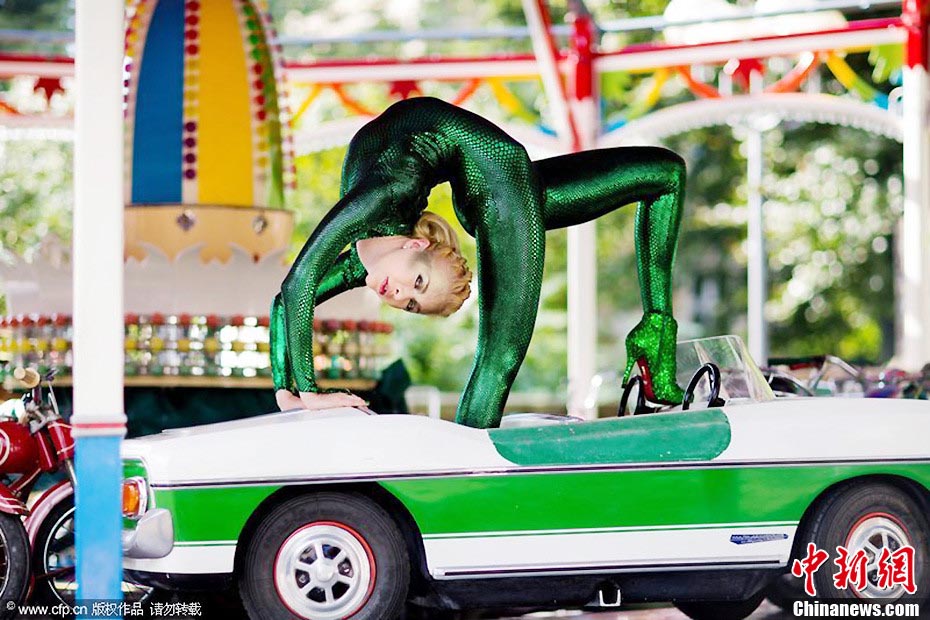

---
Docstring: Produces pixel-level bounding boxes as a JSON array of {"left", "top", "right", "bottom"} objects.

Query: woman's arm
[
  {"left": 279, "top": 184, "right": 394, "bottom": 396},
  {"left": 317, "top": 250, "right": 369, "bottom": 305},
  {"left": 271, "top": 253, "right": 366, "bottom": 393},
  {"left": 270, "top": 293, "right": 293, "bottom": 392}
]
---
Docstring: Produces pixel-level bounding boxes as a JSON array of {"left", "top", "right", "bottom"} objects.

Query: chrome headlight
[{"left": 121, "top": 476, "right": 149, "bottom": 519}]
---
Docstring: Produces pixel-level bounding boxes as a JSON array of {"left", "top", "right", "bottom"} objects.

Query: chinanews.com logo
[
  {"left": 792, "top": 601, "right": 923, "bottom": 617},
  {"left": 789, "top": 542, "right": 924, "bottom": 618}
]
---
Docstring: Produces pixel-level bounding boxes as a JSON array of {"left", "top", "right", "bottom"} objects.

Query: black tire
[
  {"left": 674, "top": 590, "right": 765, "bottom": 620},
  {"left": 804, "top": 482, "right": 929, "bottom": 601},
  {"left": 0, "top": 512, "right": 30, "bottom": 620},
  {"left": 30, "top": 498, "right": 153, "bottom": 611},
  {"left": 240, "top": 492, "right": 409, "bottom": 620}
]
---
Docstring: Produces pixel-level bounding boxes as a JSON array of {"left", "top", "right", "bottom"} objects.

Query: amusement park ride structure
[
  {"left": 1, "top": 0, "right": 928, "bottom": 414},
  {"left": 1, "top": 0, "right": 930, "bottom": 610}
]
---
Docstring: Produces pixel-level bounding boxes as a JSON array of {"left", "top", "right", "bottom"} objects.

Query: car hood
[
  {"left": 121, "top": 408, "right": 512, "bottom": 486},
  {"left": 122, "top": 397, "right": 930, "bottom": 487}
]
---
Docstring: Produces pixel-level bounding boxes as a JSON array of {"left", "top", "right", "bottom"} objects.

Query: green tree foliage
[
  {"left": 763, "top": 124, "right": 901, "bottom": 363},
  {"left": 639, "top": 122, "right": 901, "bottom": 367},
  {"left": 290, "top": 147, "right": 347, "bottom": 245},
  {"left": 0, "top": 139, "right": 73, "bottom": 315},
  {"left": 0, "top": 0, "right": 73, "bottom": 53},
  {"left": 0, "top": 139, "right": 72, "bottom": 259}
]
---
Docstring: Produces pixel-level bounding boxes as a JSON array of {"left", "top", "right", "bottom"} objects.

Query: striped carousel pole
[{"left": 73, "top": 0, "right": 127, "bottom": 613}]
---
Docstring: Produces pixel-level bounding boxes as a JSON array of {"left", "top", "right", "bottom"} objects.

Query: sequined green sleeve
[
  {"left": 270, "top": 293, "right": 293, "bottom": 392},
  {"left": 271, "top": 251, "right": 367, "bottom": 392},
  {"left": 279, "top": 187, "right": 397, "bottom": 394}
]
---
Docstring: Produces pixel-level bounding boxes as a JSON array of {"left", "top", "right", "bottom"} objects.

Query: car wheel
[
  {"left": 806, "top": 482, "right": 929, "bottom": 600},
  {"left": 240, "top": 492, "right": 409, "bottom": 620},
  {"left": 674, "top": 590, "right": 765, "bottom": 620},
  {"left": 0, "top": 512, "right": 29, "bottom": 620},
  {"left": 31, "top": 498, "right": 153, "bottom": 611}
]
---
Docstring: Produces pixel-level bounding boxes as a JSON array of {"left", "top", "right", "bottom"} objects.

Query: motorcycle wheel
[
  {"left": 0, "top": 512, "right": 31, "bottom": 619},
  {"left": 31, "top": 498, "right": 153, "bottom": 611}
]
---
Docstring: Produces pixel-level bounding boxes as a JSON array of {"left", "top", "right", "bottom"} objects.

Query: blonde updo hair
[{"left": 412, "top": 212, "right": 472, "bottom": 316}]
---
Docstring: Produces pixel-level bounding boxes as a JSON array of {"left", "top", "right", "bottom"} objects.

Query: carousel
[{"left": 0, "top": 0, "right": 395, "bottom": 433}]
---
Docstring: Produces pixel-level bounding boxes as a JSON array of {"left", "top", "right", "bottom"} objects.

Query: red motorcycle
[
  {"left": 0, "top": 368, "right": 149, "bottom": 610},
  {"left": 0, "top": 367, "right": 45, "bottom": 616}
]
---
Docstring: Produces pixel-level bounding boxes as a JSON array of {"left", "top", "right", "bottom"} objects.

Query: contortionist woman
[{"left": 271, "top": 97, "right": 686, "bottom": 428}]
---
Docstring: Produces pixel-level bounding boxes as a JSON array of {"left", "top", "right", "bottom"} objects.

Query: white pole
[
  {"left": 73, "top": 0, "right": 126, "bottom": 605},
  {"left": 899, "top": 63, "right": 930, "bottom": 368},
  {"left": 567, "top": 222, "right": 598, "bottom": 417},
  {"left": 897, "top": 0, "right": 930, "bottom": 369},
  {"left": 746, "top": 72, "right": 769, "bottom": 365},
  {"left": 567, "top": 96, "right": 598, "bottom": 418}
]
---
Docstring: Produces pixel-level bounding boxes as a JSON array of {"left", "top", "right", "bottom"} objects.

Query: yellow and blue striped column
[{"left": 126, "top": 0, "right": 291, "bottom": 209}]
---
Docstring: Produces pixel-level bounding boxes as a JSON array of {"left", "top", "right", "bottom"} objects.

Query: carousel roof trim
[{"left": 600, "top": 92, "right": 904, "bottom": 146}]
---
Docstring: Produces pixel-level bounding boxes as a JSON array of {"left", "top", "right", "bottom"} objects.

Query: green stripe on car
[
  {"left": 154, "top": 485, "right": 281, "bottom": 542},
  {"left": 148, "top": 461, "right": 930, "bottom": 544},
  {"left": 381, "top": 462, "right": 930, "bottom": 535}
]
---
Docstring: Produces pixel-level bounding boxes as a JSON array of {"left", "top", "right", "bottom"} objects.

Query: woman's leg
[
  {"left": 535, "top": 146, "right": 686, "bottom": 403},
  {"left": 536, "top": 146, "right": 684, "bottom": 315},
  {"left": 456, "top": 191, "right": 547, "bottom": 429}
]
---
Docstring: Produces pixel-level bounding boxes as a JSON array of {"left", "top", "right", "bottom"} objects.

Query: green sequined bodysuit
[{"left": 272, "top": 97, "right": 686, "bottom": 428}]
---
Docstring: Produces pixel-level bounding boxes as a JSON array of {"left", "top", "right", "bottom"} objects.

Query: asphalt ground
[{"left": 496, "top": 600, "right": 789, "bottom": 619}]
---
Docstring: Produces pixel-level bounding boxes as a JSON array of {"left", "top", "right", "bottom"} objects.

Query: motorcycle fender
[
  {"left": 0, "top": 485, "right": 28, "bottom": 517},
  {"left": 25, "top": 480, "right": 72, "bottom": 545}
]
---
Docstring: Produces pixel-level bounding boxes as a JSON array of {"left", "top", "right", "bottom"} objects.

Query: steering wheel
[
  {"left": 682, "top": 362, "right": 726, "bottom": 410},
  {"left": 618, "top": 375, "right": 659, "bottom": 416}
]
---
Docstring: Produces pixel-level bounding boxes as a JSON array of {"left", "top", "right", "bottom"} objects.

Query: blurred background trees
[{"left": 0, "top": 0, "right": 905, "bottom": 397}]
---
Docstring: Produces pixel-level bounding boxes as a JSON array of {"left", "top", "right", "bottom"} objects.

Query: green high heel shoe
[{"left": 623, "top": 311, "right": 685, "bottom": 405}]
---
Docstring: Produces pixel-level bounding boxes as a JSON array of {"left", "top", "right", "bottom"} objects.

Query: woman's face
[{"left": 364, "top": 239, "right": 452, "bottom": 315}]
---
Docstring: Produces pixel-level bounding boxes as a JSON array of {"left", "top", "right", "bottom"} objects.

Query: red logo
[
  {"left": 876, "top": 546, "right": 917, "bottom": 594},
  {"left": 791, "top": 542, "right": 917, "bottom": 596},
  {"left": 791, "top": 543, "right": 830, "bottom": 596},
  {"left": 833, "top": 546, "right": 869, "bottom": 592}
]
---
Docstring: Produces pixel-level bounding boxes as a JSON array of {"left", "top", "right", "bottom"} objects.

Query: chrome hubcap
[
  {"left": 274, "top": 523, "right": 372, "bottom": 620},
  {"left": 846, "top": 514, "right": 910, "bottom": 599}
]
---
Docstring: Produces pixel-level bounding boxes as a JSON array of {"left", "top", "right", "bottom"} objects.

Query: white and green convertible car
[{"left": 119, "top": 337, "right": 930, "bottom": 620}]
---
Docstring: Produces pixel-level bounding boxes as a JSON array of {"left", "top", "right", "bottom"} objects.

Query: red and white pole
[
  {"left": 899, "top": 0, "right": 930, "bottom": 368},
  {"left": 565, "top": 10, "right": 599, "bottom": 418},
  {"left": 521, "top": 0, "right": 580, "bottom": 150},
  {"left": 522, "top": 0, "right": 600, "bottom": 417}
]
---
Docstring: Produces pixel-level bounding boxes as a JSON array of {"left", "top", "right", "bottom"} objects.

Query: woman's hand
[
  {"left": 298, "top": 391, "right": 367, "bottom": 410},
  {"left": 276, "top": 389, "right": 306, "bottom": 411}
]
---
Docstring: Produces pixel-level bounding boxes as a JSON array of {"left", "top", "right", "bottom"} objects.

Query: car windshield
[{"left": 675, "top": 335, "right": 775, "bottom": 405}]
